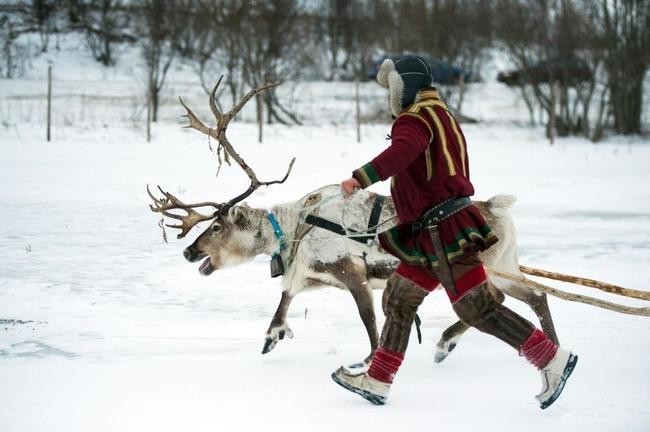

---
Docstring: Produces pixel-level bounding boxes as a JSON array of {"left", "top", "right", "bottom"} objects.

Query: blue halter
[{"left": 266, "top": 212, "right": 287, "bottom": 257}]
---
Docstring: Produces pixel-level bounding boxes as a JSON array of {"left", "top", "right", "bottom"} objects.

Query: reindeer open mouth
[
  {"left": 198, "top": 257, "right": 215, "bottom": 275},
  {"left": 182, "top": 247, "right": 214, "bottom": 276}
]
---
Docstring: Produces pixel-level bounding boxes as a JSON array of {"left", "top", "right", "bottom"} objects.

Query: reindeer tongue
[{"left": 199, "top": 257, "right": 213, "bottom": 275}]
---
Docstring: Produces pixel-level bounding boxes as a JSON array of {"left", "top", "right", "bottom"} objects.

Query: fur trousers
[{"left": 378, "top": 255, "right": 535, "bottom": 354}]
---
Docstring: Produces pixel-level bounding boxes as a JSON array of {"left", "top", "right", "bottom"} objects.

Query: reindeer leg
[
  {"left": 492, "top": 275, "right": 561, "bottom": 346},
  {"left": 523, "top": 292, "right": 559, "bottom": 345},
  {"left": 434, "top": 282, "right": 505, "bottom": 364},
  {"left": 347, "top": 280, "right": 379, "bottom": 366},
  {"left": 434, "top": 320, "right": 470, "bottom": 364},
  {"left": 324, "top": 256, "right": 379, "bottom": 370},
  {"left": 262, "top": 290, "right": 294, "bottom": 354}
]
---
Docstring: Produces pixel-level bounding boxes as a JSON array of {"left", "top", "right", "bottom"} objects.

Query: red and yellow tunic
[{"left": 352, "top": 88, "right": 497, "bottom": 269}]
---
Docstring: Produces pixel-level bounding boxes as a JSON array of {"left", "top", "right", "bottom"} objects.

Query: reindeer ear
[{"left": 228, "top": 206, "right": 249, "bottom": 227}]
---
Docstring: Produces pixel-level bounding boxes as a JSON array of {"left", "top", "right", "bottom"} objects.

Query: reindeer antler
[
  {"left": 149, "top": 77, "right": 296, "bottom": 240},
  {"left": 147, "top": 185, "right": 223, "bottom": 239},
  {"left": 178, "top": 76, "right": 295, "bottom": 212}
]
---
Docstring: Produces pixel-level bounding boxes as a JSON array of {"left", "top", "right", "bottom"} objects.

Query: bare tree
[
  {"left": 316, "top": 0, "right": 370, "bottom": 80},
  {"left": 495, "top": 0, "right": 601, "bottom": 138},
  {"left": 75, "top": 0, "right": 135, "bottom": 66},
  {"left": 239, "top": 0, "right": 307, "bottom": 125},
  {"left": 173, "top": 0, "right": 246, "bottom": 106},
  {"left": 0, "top": 3, "right": 36, "bottom": 78},
  {"left": 29, "top": 0, "right": 58, "bottom": 52},
  {"left": 138, "top": 0, "right": 180, "bottom": 122},
  {"left": 594, "top": 0, "right": 649, "bottom": 135}
]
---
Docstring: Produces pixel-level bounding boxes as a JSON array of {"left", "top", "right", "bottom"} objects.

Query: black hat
[{"left": 377, "top": 55, "right": 432, "bottom": 116}]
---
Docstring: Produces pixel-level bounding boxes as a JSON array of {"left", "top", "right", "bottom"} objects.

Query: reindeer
[{"left": 148, "top": 78, "right": 561, "bottom": 365}]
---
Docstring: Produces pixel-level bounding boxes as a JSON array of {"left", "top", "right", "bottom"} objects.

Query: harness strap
[
  {"left": 304, "top": 194, "right": 387, "bottom": 245},
  {"left": 367, "top": 195, "right": 386, "bottom": 235},
  {"left": 304, "top": 214, "right": 355, "bottom": 238}
]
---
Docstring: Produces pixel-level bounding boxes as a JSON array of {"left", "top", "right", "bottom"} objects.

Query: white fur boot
[
  {"left": 536, "top": 347, "right": 578, "bottom": 409},
  {"left": 331, "top": 366, "right": 390, "bottom": 405}
]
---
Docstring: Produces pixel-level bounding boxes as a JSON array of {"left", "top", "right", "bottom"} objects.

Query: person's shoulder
[{"left": 394, "top": 111, "right": 433, "bottom": 137}]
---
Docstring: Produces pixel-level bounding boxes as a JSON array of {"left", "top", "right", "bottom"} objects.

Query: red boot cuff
[
  {"left": 519, "top": 329, "right": 558, "bottom": 369},
  {"left": 368, "top": 347, "right": 404, "bottom": 384}
]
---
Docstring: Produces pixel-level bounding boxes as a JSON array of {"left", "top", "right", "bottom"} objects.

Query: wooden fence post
[
  {"left": 355, "top": 79, "right": 361, "bottom": 143},
  {"left": 146, "top": 85, "right": 151, "bottom": 142},
  {"left": 456, "top": 73, "right": 465, "bottom": 115},
  {"left": 46, "top": 65, "right": 52, "bottom": 141}
]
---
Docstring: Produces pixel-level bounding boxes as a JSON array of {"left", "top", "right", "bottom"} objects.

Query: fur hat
[{"left": 376, "top": 55, "right": 432, "bottom": 117}]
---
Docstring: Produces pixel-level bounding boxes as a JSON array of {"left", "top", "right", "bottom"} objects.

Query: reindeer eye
[{"left": 211, "top": 224, "right": 222, "bottom": 234}]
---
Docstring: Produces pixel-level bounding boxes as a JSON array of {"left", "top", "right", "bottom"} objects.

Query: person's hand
[{"left": 341, "top": 177, "right": 361, "bottom": 197}]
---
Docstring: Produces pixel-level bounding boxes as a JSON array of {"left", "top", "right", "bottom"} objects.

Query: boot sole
[
  {"left": 539, "top": 353, "right": 578, "bottom": 410},
  {"left": 331, "top": 372, "right": 387, "bottom": 406}
]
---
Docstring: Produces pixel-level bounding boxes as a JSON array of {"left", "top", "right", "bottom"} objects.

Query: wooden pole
[
  {"left": 46, "top": 65, "right": 52, "bottom": 141},
  {"left": 519, "top": 265, "right": 650, "bottom": 301},
  {"left": 489, "top": 269, "right": 650, "bottom": 317},
  {"left": 80, "top": 93, "right": 85, "bottom": 123},
  {"left": 355, "top": 79, "right": 361, "bottom": 143}
]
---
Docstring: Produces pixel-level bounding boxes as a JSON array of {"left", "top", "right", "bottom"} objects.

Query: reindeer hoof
[
  {"left": 262, "top": 337, "right": 278, "bottom": 354},
  {"left": 262, "top": 325, "right": 293, "bottom": 354},
  {"left": 434, "top": 342, "right": 456, "bottom": 364},
  {"left": 435, "top": 332, "right": 462, "bottom": 364}
]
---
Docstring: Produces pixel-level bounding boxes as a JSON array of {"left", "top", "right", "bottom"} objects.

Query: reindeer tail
[{"left": 486, "top": 194, "right": 517, "bottom": 210}]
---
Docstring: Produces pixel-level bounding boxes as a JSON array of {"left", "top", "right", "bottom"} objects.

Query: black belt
[{"left": 410, "top": 197, "right": 472, "bottom": 232}]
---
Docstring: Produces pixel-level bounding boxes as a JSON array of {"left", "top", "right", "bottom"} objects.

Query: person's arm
[{"left": 352, "top": 114, "right": 432, "bottom": 189}]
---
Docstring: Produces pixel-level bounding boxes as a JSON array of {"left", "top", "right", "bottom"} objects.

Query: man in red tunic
[{"left": 331, "top": 55, "right": 577, "bottom": 409}]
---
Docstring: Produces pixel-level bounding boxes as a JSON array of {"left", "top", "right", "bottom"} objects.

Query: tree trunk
[
  {"left": 152, "top": 90, "right": 159, "bottom": 122},
  {"left": 610, "top": 72, "right": 644, "bottom": 134}
]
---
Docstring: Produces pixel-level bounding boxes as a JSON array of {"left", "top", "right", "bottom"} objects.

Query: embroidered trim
[
  {"left": 424, "top": 106, "right": 457, "bottom": 176},
  {"left": 413, "top": 98, "right": 450, "bottom": 112},
  {"left": 380, "top": 222, "right": 497, "bottom": 269},
  {"left": 446, "top": 111, "right": 467, "bottom": 177},
  {"left": 417, "top": 89, "right": 441, "bottom": 101},
  {"left": 353, "top": 163, "right": 381, "bottom": 188}
]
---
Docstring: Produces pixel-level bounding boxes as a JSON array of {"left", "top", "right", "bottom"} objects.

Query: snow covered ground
[{"left": 1, "top": 52, "right": 650, "bottom": 431}]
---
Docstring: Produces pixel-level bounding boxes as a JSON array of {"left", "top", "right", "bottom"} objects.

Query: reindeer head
[
  {"left": 148, "top": 77, "right": 294, "bottom": 275},
  {"left": 182, "top": 205, "right": 272, "bottom": 275}
]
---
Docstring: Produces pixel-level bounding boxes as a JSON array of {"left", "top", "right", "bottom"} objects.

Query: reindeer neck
[
  {"left": 244, "top": 203, "right": 300, "bottom": 257},
  {"left": 264, "top": 204, "right": 301, "bottom": 255}
]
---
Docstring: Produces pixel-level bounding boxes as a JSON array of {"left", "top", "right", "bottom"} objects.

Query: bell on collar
[{"left": 270, "top": 254, "right": 285, "bottom": 278}]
